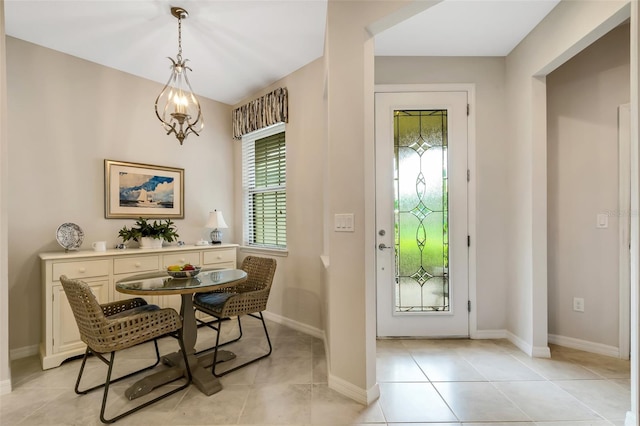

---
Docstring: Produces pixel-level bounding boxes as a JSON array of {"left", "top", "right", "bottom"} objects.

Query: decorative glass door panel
[
  {"left": 376, "top": 90, "right": 468, "bottom": 337},
  {"left": 395, "top": 110, "right": 449, "bottom": 313}
]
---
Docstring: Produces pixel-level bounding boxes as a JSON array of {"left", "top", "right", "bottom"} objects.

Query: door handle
[{"left": 378, "top": 243, "right": 392, "bottom": 251}]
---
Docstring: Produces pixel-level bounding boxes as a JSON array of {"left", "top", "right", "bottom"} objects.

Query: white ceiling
[
  {"left": 4, "top": 0, "right": 560, "bottom": 105},
  {"left": 375, "top": 0, "right": 561, "bottom": 56}
]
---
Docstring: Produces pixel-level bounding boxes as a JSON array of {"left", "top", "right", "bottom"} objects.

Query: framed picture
[{"left": 104, "top": 160, "right": 184, "bottom": 219}]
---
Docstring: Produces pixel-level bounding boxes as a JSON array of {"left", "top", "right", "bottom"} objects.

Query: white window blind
[{"left": 242, "top": 123, "right": 286, "bottom": 249}]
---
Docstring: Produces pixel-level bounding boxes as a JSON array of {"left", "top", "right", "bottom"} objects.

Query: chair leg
[
  {"left": 212, "top": 311, "right": 272, "bottom": 377},
  {"left": 75, "top": 341, "right": 162, "bottom": 395},
  {"left": 73, "top": 334, "right": 192, "bottom": 424},
  {"left": 99, "top": 332, "right": 192, "bottom": 424},
  {"left": 74, "top": 347, "right": 91, "bottom": 395}
]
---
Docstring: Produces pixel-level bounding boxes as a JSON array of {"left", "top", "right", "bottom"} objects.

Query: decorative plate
[{"left": 56, "top": 223, "right": 84, "bottom": 251}]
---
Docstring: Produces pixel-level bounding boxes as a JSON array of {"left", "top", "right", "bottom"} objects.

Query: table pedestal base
[{"left": 124, "top": 350, "right": 235, "bottom": 400}]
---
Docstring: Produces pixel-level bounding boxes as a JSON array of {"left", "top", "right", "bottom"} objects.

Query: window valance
[{"left": 232, "top": 87, "right": 288, "bottom": 140}]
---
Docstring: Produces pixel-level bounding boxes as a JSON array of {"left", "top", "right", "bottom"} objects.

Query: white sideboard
[{"left": 39, "top": 244, "right": 237, "bottom": 370}]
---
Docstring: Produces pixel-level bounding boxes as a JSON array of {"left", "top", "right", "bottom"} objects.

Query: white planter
[{"left": 139, "top": 237, "right": 163, "bottom": 249}]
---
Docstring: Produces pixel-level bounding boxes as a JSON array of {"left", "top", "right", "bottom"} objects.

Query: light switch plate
[
  {"left": 596, "top": 213, "right": 608, "bottom": 229},
  {"left": 334, "top": 213, "right": 354, "bottom": 232}
]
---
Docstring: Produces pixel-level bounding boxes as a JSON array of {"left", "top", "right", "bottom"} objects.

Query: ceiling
[{"left": 4, "top": 0, "right": 560, "bottom": 105}]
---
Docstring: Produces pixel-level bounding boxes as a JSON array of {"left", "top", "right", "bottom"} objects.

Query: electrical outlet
[{"left": 573, "top": 297, "right": 585, "bottom": 312}]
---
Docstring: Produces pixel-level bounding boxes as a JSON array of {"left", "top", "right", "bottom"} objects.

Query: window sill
[{"left": 239, "top": 246, "right": 289, "bottom": 257}]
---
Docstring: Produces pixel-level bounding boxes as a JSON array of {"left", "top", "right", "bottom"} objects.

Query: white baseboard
[
  {"left": 531, "top": 345, "right": 551, "bottom": 358},
  {"left": 261, "top": 312, "right": 377, "bottom": 405},
  {"left": 506, "top": 331, "right": 551, "bottom": 358},
  {"left": 472, "top": 329, "right": 508, "bottom": 339},
  {"left": 0, "top": 378, "right": 11, "bottom": 395},
  {"left": 548, "top": 334, "right": 620, "bottom": 358},
  {"left": 262, "top": 311, "right": 324, "bottom": 340},
  {"left": 506, "top": 331, "right": 532, "bottom": 355},
  {"left": 626, "top": 411, "right": 636, "bottom": 426},
  {"left": 481, "top": 331, "right": 617, "bottom": 358},
  {"left": 328, "top": 372, "right": 376, "bottom": 405},
  {"left": 10, "top": 344, "right": 38, "bottom": 361}
]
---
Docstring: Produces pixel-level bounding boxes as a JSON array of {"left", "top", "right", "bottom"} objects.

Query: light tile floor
[{"left": 0, "top": 318, "right": 631, "bottom": 425}]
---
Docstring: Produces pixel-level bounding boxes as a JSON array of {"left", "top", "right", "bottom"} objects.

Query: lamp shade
[{"left": 206, "top": 210, "right": 228, "bottom": 229}]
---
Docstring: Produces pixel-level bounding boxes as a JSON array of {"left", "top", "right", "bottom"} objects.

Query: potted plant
[{"left": 118, "top": 217, "right": 179, "bottom": 249}]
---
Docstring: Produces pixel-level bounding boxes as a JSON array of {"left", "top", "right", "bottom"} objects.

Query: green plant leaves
[{"left": 118, "top": 218, "right": 179, "bottom": 243}]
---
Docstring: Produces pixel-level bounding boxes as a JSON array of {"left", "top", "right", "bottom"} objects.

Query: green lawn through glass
[{"left": 394, "top": 110, "right": 449, "bottom": 312}]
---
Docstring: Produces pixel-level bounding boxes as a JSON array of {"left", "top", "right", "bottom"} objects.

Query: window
[{"left": 242, "top": 123, "right": 286, "bottom": 249}]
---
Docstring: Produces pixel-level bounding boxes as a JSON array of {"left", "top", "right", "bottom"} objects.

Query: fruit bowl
[{"left": 167, "top": 266, "right": 201, "bottom": 279}]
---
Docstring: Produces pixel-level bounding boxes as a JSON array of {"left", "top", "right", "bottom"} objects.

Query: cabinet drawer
[
  {"left": 53, "top": 260, "right": 109, "bottom": 281},
  {"left": 163, "top": 253, "right": 200, "bottom": 268},
  {"left": 113, "top": 256, "right": 159, "bottom": 275},
  {"left": 203, "top": 249, "right": 236, "bottom": 266}
]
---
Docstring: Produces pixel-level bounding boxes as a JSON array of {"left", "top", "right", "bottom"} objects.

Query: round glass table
[{"left": 116, "top": 268, "right": 247, "bottom": 398}]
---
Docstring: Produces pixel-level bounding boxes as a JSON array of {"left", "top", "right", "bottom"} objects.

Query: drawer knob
[
  {"left": 217, "top": 256, "right": 222, "bottom": 259},
  {"left": 79, "top": 267, "right": 86, "bottom": 273},
  {"left": 135, "top": 262, "right": 141, "bottom": 267},
  {"left": 179, "top": 258, "right": 185, "bottom": 263}
]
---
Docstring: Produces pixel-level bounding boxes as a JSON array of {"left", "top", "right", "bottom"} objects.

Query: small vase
[{"left": 139, "top": 237, "right": 163, "bottom": 249}]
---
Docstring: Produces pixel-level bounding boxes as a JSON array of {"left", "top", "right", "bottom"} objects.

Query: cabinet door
[
  {"left": 52, "top": 280, "right": 109, "bottom": 354},
  {"left": 113, "top": 255, "right": 159, "bottom": 275},
  {"left": 163, "top": 252, "right": 201, "bottom": 269},
  {"left": 202, "top": 249, "right": 236, "bottom": 268},
  {"left": 159, "top": 294, "right": 182, "bottom": 314}
]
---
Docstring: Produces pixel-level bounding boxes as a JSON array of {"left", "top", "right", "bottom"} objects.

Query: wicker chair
[
  {"left": 59, "top": 275, "right": 192, "bottom": 424},
  {"left": 193, "top": 256, "right": 277, "bottom": 376}
]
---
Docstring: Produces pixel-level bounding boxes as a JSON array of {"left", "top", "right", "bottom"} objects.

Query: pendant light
[{"left": 155, "top": 7, "right": 204, "bottom": 145}]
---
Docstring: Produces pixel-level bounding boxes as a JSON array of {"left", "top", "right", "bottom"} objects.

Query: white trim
[
  {"left": 472, "top": 329, "right": 508, "bottom": 340},
  {"left": 241, "top": 122, "right": 287, "bottom": 250},
  {"left": 467, "top": 86, "right": 478, "bottom": 340},
  {"left": 327, "top": 373, "right": 379, "bottom": 405},
  {"left": 531, "top": 345, "right": 552, "bottom": 358},
  {"left": 262, "top": 310, "right": 324, "bottom": 340},
  {"left": 619, "top": 103, "right": 631, "bottom": 361},
  {"left": 0, "top": 378, "right": 11, "bottom": 395},
  {"left": 376, "top": 83, "right": 474, "bottom": 94},
  {"left": 9, "top": 344, "right": 37, "bottom": 361},
  {"left": 263, "top": 311, "right": 382, "bottom": 405},
  {"left": 241, "top": 122, "right": 286, "bottom": 140},
  {"left": 630, "top": 3, "right": 639, "bottom": 420},
  {"left": 374, "top": 83, "right": 478, "bottom": 338},
  {"left": 507, "top": 330, "right": 551, "bottom": 358},
  {"left": 548, "top": 333, "right": 621, "bottom": 358},
  {"left": 626, "top": 411, "right": 636, "bottom": 426},
  {"left": 239, "top": 246, "right": 289, "bottom": 257}
]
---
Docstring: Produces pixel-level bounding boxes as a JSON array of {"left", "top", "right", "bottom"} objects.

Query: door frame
[
  {"left": 619, "top": 103, "right": 631, "bottom": 360},
  {"left": 374, "top": 84, "right": 477, "bottom": 337}
]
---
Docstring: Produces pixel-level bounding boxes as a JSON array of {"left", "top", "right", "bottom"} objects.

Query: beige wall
[
  {"left": 547, "top": 23, "right": 630, "bottom": 348},
  {"left": 504, "top": 0, "right": 629, "bottom": 354},
  {"left": 232, "top": 57, "right": 327, "bottom": 333},
  {"left": 230, "top": 1, "right": 423, "bottom": 402},
  {"left": 6, "top": 37, "right": 234, "bottom": 354},
  {"left": 375, "top": 56, "right": 509, "bottom": 332},
  {"left": 323, "top": 0, "right": 415, "bottom": 401}
]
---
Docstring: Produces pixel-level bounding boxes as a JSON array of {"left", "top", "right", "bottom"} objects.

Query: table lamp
[{"left": 206, "top": 210, "right": 228, "bottom": 244}]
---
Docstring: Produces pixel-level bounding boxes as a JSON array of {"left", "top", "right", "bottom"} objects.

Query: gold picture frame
[{"left": 104, "top": 159, "right": 184, "bottom": 219}]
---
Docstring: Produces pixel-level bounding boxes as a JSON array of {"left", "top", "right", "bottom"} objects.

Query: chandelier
[{"left": 155, "top": 7, "right": 203, "bottom": 145}]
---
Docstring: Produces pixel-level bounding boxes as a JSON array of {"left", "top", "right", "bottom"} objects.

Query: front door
[{"left": 375, "top": 91, "right": 469, "bottom": 337}]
